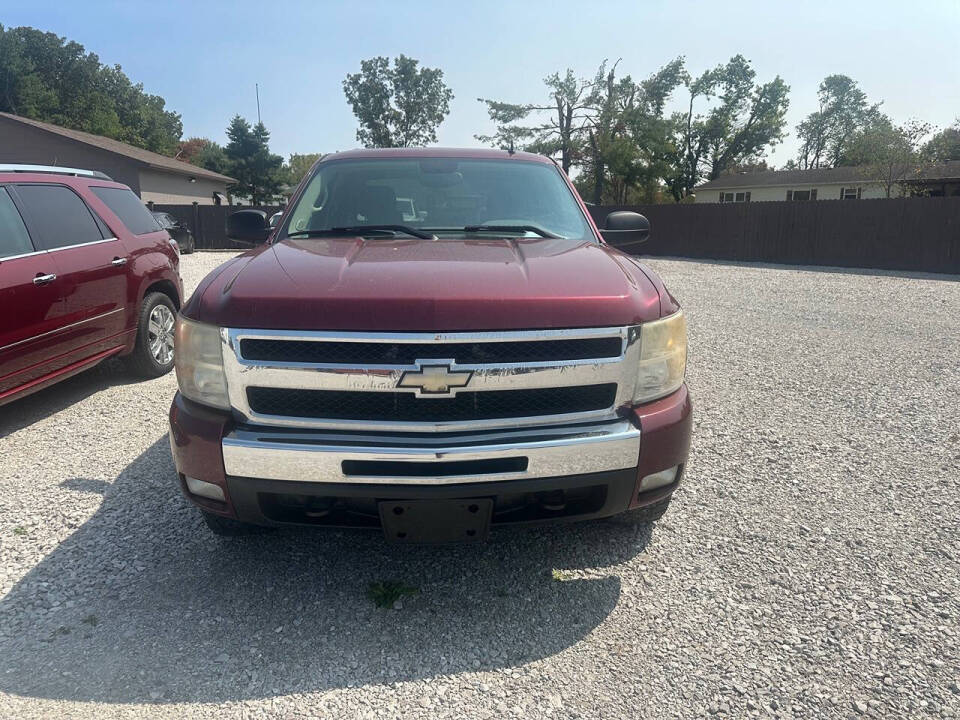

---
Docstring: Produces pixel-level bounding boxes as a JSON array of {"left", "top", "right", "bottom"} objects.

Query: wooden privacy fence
[
  {"left": 152, "top": 198, "right": 960, "bottom": 274},
  {"left": 587, "top": 197, "right": 960, "bottom": 274},
  {"left": 150, "top": 204, "right": 284, "bottom": 250}
]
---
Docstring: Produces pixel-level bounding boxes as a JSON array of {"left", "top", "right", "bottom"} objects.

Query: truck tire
[
  {"left": 201, "top": 510, "right": 270, "bottom": 536},
  {"left": 606, "top": 496, "right": 673, "bottom": 527},
  {"left": 125, "top": 292, "right": 177, "bottom": 378}
]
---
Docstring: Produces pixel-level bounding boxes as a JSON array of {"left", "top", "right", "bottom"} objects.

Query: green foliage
[
  {"left": 193, "top": 140, "right": 229, "bottom": 176},
  {"left": 579, "top": 58, "right": 687, "bottom": 204},
  {"left": 0, "top": 24, "right": 182, "bottom": 154},
  {"left": 343, "top": 55, "right": 453, "bottom": 148},
  {"left": 178, "top": 137, "right": 228, "bottom": 175},
  {"left": 368, "top": 580, "right": 419, "bottom": 609},
  {"left": 665, "top": 55, "right": 790, "bottom": 201},
  {"left": 477, "top": 69, "right": 595, "bottom": 173},
  {"left": 285, "top": 152, "right": 322, "bottom": 186},
  {"left": 223, "top": 116, "right": 284, "bottom": 204},
  {"left": 481, "top": 55, "right": 786, "bottom": 203},
  {"left": 795, "top": 75, "right": 884, "bottom": 169},
  {"left": 922, "top": 120, "right": 960, "bottom": 162},
  {"left": 840, "top": 118, "right": 932, "bottom": 197}
]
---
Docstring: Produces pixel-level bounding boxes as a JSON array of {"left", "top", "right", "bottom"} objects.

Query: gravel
[{"left": 0, "top": 252, "right": 957, "bottom": 719}]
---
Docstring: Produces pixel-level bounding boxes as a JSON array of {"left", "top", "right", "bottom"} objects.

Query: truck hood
[{"left": 187, "top": 236, "right": 663, "bottom": 331}]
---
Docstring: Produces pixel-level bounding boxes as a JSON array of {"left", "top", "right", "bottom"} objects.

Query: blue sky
[{"left": 4, "top": 0, "right": 959, "bottom": 166}]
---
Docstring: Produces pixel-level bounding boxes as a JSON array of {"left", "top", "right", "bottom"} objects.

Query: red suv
[{"left": 0, "top": 165, "right": 182, "bottom": 406}]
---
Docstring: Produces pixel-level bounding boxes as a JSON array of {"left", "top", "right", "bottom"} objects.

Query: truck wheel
[
  {"left": 607, "top": 496, "right": 673, "bottom": 527},
  {"left": 201, "top": 511, "right": 270, "bottom": 536},
  {"left": 125, "top": 292, "right": 177, "bottom": 378}
]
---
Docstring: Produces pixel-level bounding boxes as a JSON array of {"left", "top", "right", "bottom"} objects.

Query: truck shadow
[{"left": 0, "top": 436, "right": 652, "bottom": 704}]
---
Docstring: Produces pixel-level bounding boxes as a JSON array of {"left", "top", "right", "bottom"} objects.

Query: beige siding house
[
  {"left": 0, "top": 112, "right": 234, "bottom": 204},
  {"left": 694, "top": 162, "right": 960, "bottom": 203}
]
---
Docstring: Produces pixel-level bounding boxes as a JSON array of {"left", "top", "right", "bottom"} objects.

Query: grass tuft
[{"left": 368, "top": 580, "right": 419, "bottom": 609}]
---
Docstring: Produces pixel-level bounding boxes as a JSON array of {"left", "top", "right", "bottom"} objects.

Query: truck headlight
[
  {"left": 174, "top": 316, "right": 230, "bottom": 409},
  {"left": 633, "top": 310, "right": 687, "bottom": 403}
]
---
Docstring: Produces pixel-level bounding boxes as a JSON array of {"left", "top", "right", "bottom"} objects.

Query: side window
[
  {"left": 90, "top": 186, "right": 161, "bottom": 235},
  {"left": 0, "top": 187, "right": 35, "bottom": 259},
  {"left": 13, "top": 184, "right": 105, "bottom": 250}
]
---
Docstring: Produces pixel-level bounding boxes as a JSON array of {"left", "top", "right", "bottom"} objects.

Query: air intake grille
[
  {"left": 239, "top": 337, "right": 623, "bottom": 365},
  {"left": 246, "top": 384, "right": 617, "bottom": 423}
]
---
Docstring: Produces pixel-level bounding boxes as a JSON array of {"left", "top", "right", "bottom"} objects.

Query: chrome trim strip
[
  {"left": 0, "top": 308, "right": 124, "bottom": 353},
  {"left": 0, "top": 249, "right": 47, "bottom": 262},
  {"left": 222, "top": 418, "right": 641, "bottom": 485},
  {"left": 220, "top": 326, "right": 641, "bottom": 432},
  {"left": 49, "top": 237, "right": 117, "bottom": 252}
]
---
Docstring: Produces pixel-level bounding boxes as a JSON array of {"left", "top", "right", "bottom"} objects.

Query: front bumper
[{"left": 168, "top": 384, "right": 692, "bottom": 530}]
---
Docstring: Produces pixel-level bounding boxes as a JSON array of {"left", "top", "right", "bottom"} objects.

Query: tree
[
  {"left": 842, "top": 118, "right": 932, "bottom": 197},
  {"left": 343, "top": 55, "right": 453, "bottom": 147},
  {"left": 477, "top": 69, "right": 595, "bottom": 173},
  {"left": 922, "top": 119, "right": 960, "bottom": 162},
  {"left": 0, "top": 24, "right": 182, "bottom": 154},
  {"left": 575, "top": 58, "right": 686, "bottom": 204},
  {"left": 664, "top": 55, "right": 789, "bottom": 201},
  {"left": 285, "top": 153, "right": 322, "bottom": 186},
  {"left": 794, "top": 75, "right": 883, "bottom": 169},
  {"left": 223, "top": 116, "right": 284, "bottom": 204}
]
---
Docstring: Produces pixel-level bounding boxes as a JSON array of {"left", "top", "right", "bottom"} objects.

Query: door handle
[
  {"left": 33, "top": 273, "right": 57, "bottom": 285},
  {"left": 111, "top": 257, "right": 128, "bottom": 266}
]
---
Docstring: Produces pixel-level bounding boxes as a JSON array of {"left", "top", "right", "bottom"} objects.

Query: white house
[{"left": 694, "top": 161, "right": 960, "bottom": 203}]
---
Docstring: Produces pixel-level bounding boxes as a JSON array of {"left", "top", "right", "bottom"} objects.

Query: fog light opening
[
  {"left": 639, "top": 465, "right": 679, "bottom": 493},
  {"left": 185, "top": 476, "right": 226, "bottom": 502}
]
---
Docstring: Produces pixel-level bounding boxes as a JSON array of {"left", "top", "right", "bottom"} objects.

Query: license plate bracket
[{"left": 378, "top": 498, "right": 493, "bottom": 543}]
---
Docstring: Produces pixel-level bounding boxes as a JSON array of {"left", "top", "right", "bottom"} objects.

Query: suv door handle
[
  {"left": 33, "top": 273, "right": 57, "bottom": 285},
  {"left": 111, "top": 257, "right": 128, "bottom": 266}
]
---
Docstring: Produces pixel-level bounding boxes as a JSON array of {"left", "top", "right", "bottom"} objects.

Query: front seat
[{"left": 357, "top": 185, "right": 402, "bottom": 225}]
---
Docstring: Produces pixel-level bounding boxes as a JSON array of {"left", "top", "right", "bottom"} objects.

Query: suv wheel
[
  {"left": 125, "top": 292, "right": 177, "bottom": 378},
  {"left": 606, "top": 496, "right": 673, "bottom": 527},
  {"left": 201, "top": 511, "right": 270, "bottom": 536}
]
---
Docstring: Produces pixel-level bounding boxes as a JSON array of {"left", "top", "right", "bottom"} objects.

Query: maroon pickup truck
[{"left": 169, "top": 148, "right": 691, "bottom": 541}]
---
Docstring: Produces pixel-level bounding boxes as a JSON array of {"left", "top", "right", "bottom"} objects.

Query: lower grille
[{"left": 246, "top": 384, "right": 617, "bottom": 423}]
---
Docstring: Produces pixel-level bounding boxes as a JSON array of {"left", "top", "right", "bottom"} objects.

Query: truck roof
[{"left": 322, "top": 147, "right": 555, "bottom": 164}]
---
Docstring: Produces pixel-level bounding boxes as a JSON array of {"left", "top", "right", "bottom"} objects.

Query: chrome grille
[
  {"left": 221, "top": 327, "right": 641, "bottom": 431},
  {"left": 246, "top": 384, "right": 618, "bottom": 422}
]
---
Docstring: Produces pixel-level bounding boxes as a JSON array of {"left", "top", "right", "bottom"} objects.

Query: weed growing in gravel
[
  {"left": 81, "top": 615, "right": 99, "bottom": 627},
  {"left": 12, "top": 526, "right": 26, "bottom": 536},
  {"left": 368, "top": 580, "right": 419, "bottom": 609},
  {"left": 551, "top": 569, "right": 575, "bottom": 582}
]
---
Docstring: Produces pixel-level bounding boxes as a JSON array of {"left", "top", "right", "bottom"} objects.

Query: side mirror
[
  {"left": 600, "top": 211, "right": 650, "bottom": 250},
  {"left": 227, "top": 209, "right": 270, "bottom": 244}
]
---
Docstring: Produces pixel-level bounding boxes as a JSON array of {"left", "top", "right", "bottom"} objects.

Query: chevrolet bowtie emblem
[{"left": 398, "top": 363, "right": 473, "bottom": 397}]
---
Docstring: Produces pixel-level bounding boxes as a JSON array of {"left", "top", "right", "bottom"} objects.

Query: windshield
[{"left": 282, "top": 158, "right": 594, "bottom": 241}]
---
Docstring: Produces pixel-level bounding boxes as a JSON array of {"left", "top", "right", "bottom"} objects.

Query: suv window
[
  {"left": 0, "top": 187, "right": 34, "bottom": 258},
  {"left": 92, "top": 186, "right": 161, "bottom": 235},
  {"left": 14, "top": 184, "right": 106, "bottom": 250}
]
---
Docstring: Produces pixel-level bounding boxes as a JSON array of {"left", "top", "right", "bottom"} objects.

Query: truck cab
[{"left": 169, "top": 148, "right": 691, "bottom": 541}]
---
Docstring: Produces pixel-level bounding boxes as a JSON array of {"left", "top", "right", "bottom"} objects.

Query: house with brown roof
[
  {"left": 0, "top": 112, "right": 235, "bottom": 205},
  {"left": 694, "top": 161, "right": 960, "bottom": 203}
]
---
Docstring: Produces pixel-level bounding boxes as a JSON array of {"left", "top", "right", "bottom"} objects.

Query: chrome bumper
[{"left": 221, "top": 418, "right": 641, "bottom": 485}]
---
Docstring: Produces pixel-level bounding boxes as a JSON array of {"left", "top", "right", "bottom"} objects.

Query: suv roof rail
[{"left": 0, "top": 164, "right": 113, "bottom": 180}]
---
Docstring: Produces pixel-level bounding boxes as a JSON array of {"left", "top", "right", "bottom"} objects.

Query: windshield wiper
[
  {"left": 287, "top": 225, "right": 435, "bottom": 240},
  {"left": 460, "top": 224, "right": 561, "bottom": 239}
]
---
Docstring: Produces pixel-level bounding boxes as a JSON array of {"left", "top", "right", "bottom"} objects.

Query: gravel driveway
[{"left": 0, "top": 252, "right": 957, "bottom": 719}]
